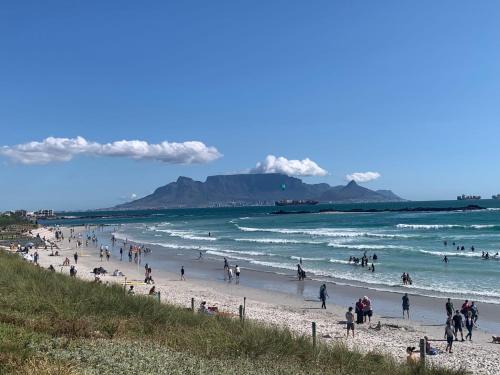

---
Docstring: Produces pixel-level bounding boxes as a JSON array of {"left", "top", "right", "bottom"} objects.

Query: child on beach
[{"left": 346, "top": 307, "right": 355, "bottom": 337}]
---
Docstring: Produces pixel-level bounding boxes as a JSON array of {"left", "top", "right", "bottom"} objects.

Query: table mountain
[{"left": 113, "top": 173, "right": 404, "bottom": 209}]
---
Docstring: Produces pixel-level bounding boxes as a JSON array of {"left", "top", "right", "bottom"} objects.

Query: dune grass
[{"left": 0, "top": 251, "right": 466, "bottom": 374}]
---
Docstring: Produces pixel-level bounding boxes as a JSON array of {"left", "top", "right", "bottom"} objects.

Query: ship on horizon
[
  {"left": 457, "top": 194, "right": 481, "bottom": 200},
  {"left": 275, "top": 199, "right": 319, "bottom": 206}
]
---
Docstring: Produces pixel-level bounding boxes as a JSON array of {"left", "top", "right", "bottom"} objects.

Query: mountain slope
[{"left": 114, "top": 174, "right": 404, "bottom": 209}]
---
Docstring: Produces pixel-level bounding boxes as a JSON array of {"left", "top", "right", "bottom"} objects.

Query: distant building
[
  {"left": 15, "top": 210, "right": 27, "bottom": 217},
  {"left": 34, "top": 209, "right": 55, "bottom": 218}
]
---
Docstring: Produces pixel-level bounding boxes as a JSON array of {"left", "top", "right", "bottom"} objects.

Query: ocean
[{"left": 46, "top": 200, "right": 500, "bottom": 305}]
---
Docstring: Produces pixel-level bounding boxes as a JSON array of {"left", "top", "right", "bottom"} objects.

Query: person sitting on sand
[
  {"left": 149, "top": 286, "right": 156, "bottom": 296},
  {"left": 69, "top": 265, "right": 77, "bottom": 277},
  {"left": 128, "top": 286, "right": 135, "bottom": 295},
  {"left": 406, "top": 347, "right": 419, "bottom": 364},
  {"left": 424, "top": 336, "right": 439, "bottom": 355},
  {"left": 48, "top": 264, "right": 55, "bottom": 272},
  {"left": 63, "top": 257, "right": 70, "bottom": 266}
]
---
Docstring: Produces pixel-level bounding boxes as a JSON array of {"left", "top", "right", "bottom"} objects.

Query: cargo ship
[
  {"left": 275, "top": 199, "right": 319, "bottom": 206},
  {"left": 492, "top": 194, "right": 500, "bottom": 200},
  {"left": 457, "top": 194, "right": 481, "bottom": 200}
]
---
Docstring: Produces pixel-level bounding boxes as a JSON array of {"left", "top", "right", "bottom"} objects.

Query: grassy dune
[{"left": 0, "top": 251, "right": 465, "bottom": 375}]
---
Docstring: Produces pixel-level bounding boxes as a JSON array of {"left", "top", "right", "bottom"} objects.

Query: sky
[{"left": 1, "top": 1, "right": 500, "bottom": 211}]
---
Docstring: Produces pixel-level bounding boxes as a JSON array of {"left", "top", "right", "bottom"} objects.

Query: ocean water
[{"left": 48, "top": 200, "right": 500, "bottom": 304}]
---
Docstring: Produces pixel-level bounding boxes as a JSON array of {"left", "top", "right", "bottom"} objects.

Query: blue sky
[{"left": 1, "top": 1, "right": 500, "bottom": 210}]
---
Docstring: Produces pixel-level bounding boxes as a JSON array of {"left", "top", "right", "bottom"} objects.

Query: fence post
[
  {"left": 124, "top": 277, "right": 127, "bottom": 294},
  {"left": 191, "top": 297, "right": 195, "bottom": 312},
  {"left": 239, "top": 305, "right": 243, "bottom": 321},
  {"left": 243, "top": 297, "right": 246, "bottom": 320},
  {"left": 157, "top": 291, "right": 161, "bottom": 303},
  {"left": 419, "top": 338, "right": 426, "bottom": 364},
  {"left": 312, "top": 322, "right": 317, "bottom": 348}
]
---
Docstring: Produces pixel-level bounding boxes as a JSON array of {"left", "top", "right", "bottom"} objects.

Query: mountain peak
[{"left": 113, "top": 173, "right": 405, "bottom": 209}]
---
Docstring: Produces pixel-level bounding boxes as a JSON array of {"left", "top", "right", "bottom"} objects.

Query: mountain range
[{"left": 113, "top": 173, "right": 405, "bottom": 210}]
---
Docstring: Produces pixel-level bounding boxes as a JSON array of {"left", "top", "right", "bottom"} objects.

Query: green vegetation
[
  {"left": 0, "top": 251, "right": 465, "bottom": 375},
  {"left": 0, "top": 214, "right": 36, "bottom": 243}
]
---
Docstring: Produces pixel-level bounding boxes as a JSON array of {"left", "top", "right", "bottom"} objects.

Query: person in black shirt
[{"left": 452, "top": 310, "right": 464, "bottom": 341}]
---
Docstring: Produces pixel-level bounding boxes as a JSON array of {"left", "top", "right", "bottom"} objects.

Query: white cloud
[
  {"left": 346, "top": 171, "right": 381, "bottom": 183},
  {"left": 251, "top": 155, "right": 327, "bottom": 177},
  {"left": 0, "top": 136, "right": 222, "bottom": 165}
]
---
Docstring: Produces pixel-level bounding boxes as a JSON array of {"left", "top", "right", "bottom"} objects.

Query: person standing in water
[{"left": 443, "top": 256, "right": 449, "bottom": 264}]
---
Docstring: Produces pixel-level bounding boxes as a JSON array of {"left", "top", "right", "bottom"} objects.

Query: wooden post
[
  {"left": 191, "top": 297, "right": 195, "bottom": 312},
  {"left": 239, "top": 305, "right": 243, "bottom": 321},
  {"left": 312, "top": 322, "right": 317, "bottom": 348},
  {"left": 157, "top": 291, "right": 161, "bottom": 303},
  {"left": 419, "top": 338, "right": 426, "bottom": 363},
  {"left": 243, "top": 297, "right": 246, "bottom": 320},
  {"left": 124, "top": 277, "right": 127, "bottom": 294}
]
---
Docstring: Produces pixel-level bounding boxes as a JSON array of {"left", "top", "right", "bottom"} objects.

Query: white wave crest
[
  {"left": 396, "top": 223, "right": 496, "bottom": 230},
  {"left": 235, "top": 225, "right": 411, "bottom": 238},
  {"left": 234, "top": 238, "right": 324, "bottom": 245}
]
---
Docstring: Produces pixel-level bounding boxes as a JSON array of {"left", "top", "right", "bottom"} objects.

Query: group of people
[
  {"left": 401, "top": 272, "right": 413, "bottom": 285},
  {"left": 444, "top": 298, "right": 479, "bottom": 352},
  {"left": 348, "top": 252, "right": 377, "bottom": 272},
  {"left": 223, "top": 258, "right": 241, "bottom": 282},
  {"left": 343, "top": 295, "right": 374, "bottom": 337}
]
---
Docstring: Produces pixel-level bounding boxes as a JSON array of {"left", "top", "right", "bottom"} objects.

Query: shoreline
[{"left": 24, "top": 225, "right": 500, "bottom": 375}]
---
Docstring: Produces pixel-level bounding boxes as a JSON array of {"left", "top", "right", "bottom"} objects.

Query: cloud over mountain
[
  {"left": 251, "top": 155, "right": 327, "bottom": 177},
  {"left": 0, "top": 136, "right": 222, "bottom": 165},
  {"left": 346, "top": 171, "right": 381, "bottom": 183}
]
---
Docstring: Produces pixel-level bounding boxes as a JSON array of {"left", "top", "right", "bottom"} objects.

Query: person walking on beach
[
  {"left": 452, "top": 310, "right": 464, "bottom": 341},
  {"left": 100, "top": 249, "right": 104, "bottom": 261},
  {"left": 346, "top": 307, "right": 355, "bottom": 337},
  {"left": 235, "top": 265, "right": 240, "bottom": 282},
  {"left": 445, "top": 321, "right": 455, "bottom": 353},
  {"left": 119, "top": 247, "right": 123, "bottom": 261},
  {"left": 73, "top": 252, "right": 78, "bottom": 264},
  {"left": 180, "top": 266, "right": 185, "bottom": 281},
  {"left": 402, "top": 293, "right": 410, "bottom": 319},
  {"left": 445, "top": 298, "right": 454, "bottom": 318},
  {"left": 470, "top": 302, "right": 479, "bottom": 323},
  {"left": 33, "top": 251, "right": 39, "bottom": 265},
  {"left": 105, "top": 249, "right": 110, "bottom": 262},
  {"left": 319, "top": 284, "right": 328, "bottom": 309},
  {"left": 465, "top": 311, "right": 475, "bottom": 341}
]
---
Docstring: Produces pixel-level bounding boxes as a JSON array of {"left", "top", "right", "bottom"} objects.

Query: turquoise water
[{"left": 47, "top": 200, "right": 500, "bottom": 304}]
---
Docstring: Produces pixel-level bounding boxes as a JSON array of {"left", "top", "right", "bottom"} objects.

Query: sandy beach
[{"left": 23, "top": 225, "right": 500, "bottom": 375}]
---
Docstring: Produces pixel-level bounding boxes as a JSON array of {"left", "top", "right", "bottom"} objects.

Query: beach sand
[{"left": 25, "top": 225, "right": 500, "bottom": 375}]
